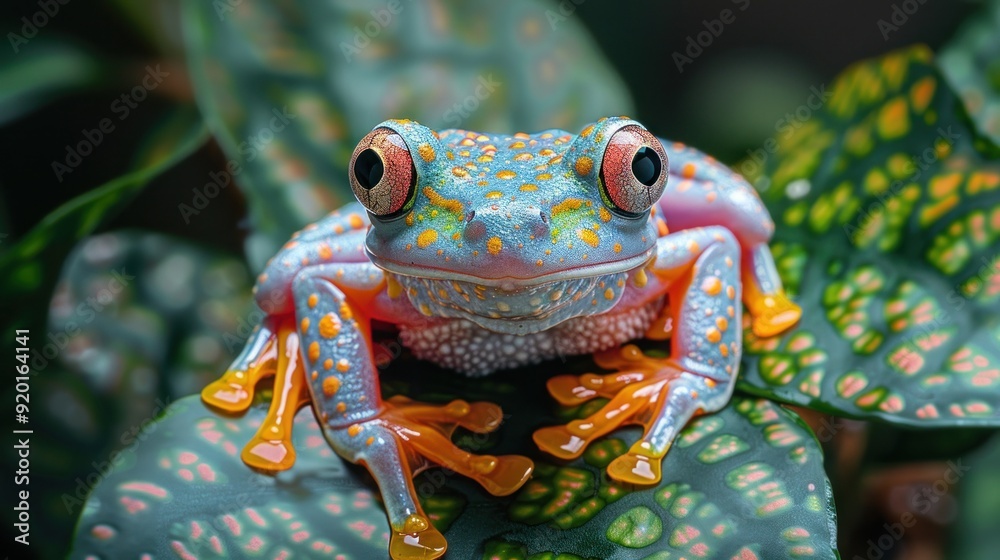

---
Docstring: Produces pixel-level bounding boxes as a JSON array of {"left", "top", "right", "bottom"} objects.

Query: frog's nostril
[
  {"left": 465, "top": 218, "right": 486, "bottom": 242},
  {"left": 539, "top": 211, "right": 548, "bottom": 224},
  {"left": 465, "top": 210, "right": 476, "bottom": 222},
  {"left": 533, "top": 217, "right": 549, "bottom": 238}
]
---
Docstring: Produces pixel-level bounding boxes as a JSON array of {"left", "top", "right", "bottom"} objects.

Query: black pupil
[
  {"left": 631, "top": 147, "right": 661, "bottom": 186},
  {"left": 354, "top": 149, "right": 384, "bottom": 189}
]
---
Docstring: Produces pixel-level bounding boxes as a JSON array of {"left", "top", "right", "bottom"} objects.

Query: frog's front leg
[
  {"left": 534, "top": 226, "right": 740, "bottom": 484},
  {"left": 293, "top": 263, "right": 533, "bottom": 560},
  {"left": 658, "top": 142, "right": 801, "bottom": 338}
]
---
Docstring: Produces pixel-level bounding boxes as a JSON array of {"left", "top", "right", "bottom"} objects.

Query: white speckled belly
[{"left": 397, "top": 297, "right": 663, "bottom": 376}]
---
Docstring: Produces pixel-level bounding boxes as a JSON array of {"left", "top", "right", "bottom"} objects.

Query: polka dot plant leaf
[
  {"left": 180, "top": 0, "right": 634, "bottom": 269},
  {"left": 738, "top": 46, "right": 1000, "bottom": 427},
  {"left": 71, "top": 361, "right": 838, "bottom": 559}
]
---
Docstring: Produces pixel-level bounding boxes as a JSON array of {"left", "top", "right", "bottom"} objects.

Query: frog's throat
[
  {"left": 391, "top": 270, "right": 636, "bottom": 335},
  {"left": 368, "top": 248, "right": 654, "bottom": 289}
]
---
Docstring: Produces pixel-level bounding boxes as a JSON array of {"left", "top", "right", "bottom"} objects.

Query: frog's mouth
[{"left": 370, "top": 249, "right": 653, "bottom": 289}]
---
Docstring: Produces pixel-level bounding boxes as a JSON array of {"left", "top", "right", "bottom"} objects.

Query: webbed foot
[
  {"left": 325, "top": 397, "right": 533, "bottom": 559},
  {"left": 534, "top": 344, "right": 731, "bottom": 485}
]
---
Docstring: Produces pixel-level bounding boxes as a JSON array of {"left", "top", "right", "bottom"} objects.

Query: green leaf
[
  {"left": 737, "top": 46, "right": 1000, "bottom": 427},
  {"left": 180, "top": 0, "right": 633, "bottom": 268},
  {"left": 940, "top": 0, "right": 1000, "bottom": 146},
  {"left": 0, "top": 107, "right": 207, "bottom": 342},
  {"left": 72, "top": 362, "right": 838, "bottom": 559},
  {"left": 0, "top": 39, "right": 103, "bottom": 124}
]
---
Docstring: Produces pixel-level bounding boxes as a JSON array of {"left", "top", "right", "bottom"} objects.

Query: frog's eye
[
  {"left": 598, "top": 125, "right": 667, "bottom": 217},
  {"left": 349, "top": 127, "right": 417, "bottom": 218}
]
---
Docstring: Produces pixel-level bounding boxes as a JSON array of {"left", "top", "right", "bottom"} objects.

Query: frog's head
[{"left": 348, "top": 117, "right": 667, "bottom": 334}]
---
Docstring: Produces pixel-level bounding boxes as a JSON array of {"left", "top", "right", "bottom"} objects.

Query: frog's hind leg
[
  {"left": 201, "top": 318, "right": 312, "bottom": 472},
  {"left": 535, "top": 226, "right": 740, "bottom": 484}
]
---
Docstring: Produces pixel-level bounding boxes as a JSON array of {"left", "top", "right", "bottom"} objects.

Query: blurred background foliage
[{"left": 2, "top": 0, "right": 1000, "bottom": 559}]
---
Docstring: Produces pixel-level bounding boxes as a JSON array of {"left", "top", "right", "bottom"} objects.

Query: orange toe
[
  {"left": 389, "top": 516, "right": 447, "bottom": 560},
  {"left": 532, "top": 425, "right": 588, "bottom": 460},
  {"left": 241, "top": 435, "right": 297, "bottom": 472},
  {"left": 475, "top": 455, "right": 534, "bottom": 496},
  {"left": 607, "top": 451, "right": 662, "bottom": 485},
  {"left": 202, "top": 337, "right": 277, "bottom": 412},
  {"left": 749, "top": 291, "right": 802, "bottom": 338},
  {"left": 545, "top": 374, "right": 603, "bottom": 406}
]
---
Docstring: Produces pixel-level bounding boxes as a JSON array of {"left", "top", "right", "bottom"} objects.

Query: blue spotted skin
[{"left": 225, "top": 117, "right": 799, "bottom": 558}]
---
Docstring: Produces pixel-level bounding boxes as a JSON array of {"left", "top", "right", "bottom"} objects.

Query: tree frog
[{"left": 202, "top": 117, "right": 801, "bottom": 559}]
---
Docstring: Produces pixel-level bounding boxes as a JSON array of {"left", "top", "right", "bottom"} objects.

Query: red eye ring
[
  {"left": 598, "top": 125, "right": 667, "bottom": 217},
  {"left": 349, "top": 128, "right": 417, "bottom": 217}
]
